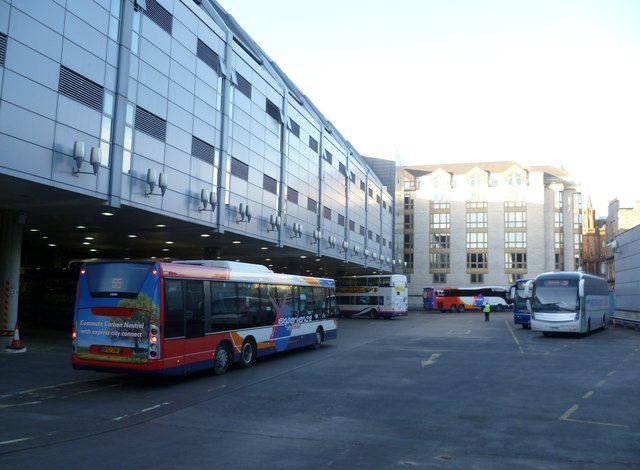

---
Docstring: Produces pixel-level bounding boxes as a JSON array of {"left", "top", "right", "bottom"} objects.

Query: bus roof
[
  {"left": 535, "top": 271, "right": 606, "bottom": 282},
  {"left": 171, "top": 259, "right": 273, "bottom": 273}
]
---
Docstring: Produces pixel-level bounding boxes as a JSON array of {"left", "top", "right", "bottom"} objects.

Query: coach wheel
[
  {"left": 312, "top": 327, "right": 324, "bottom": 350},
  {"left": 370, "top": 310, "right": 378, "bottom": 319},
  {"left": 458, "top": 305, "right": 465, "bottom": 313},
  {"left": 495, "top": 304, "right": 502, "bottom": 312},
  {"left": 601, "top": 316, "right": 607, "bottom": 330},
  {"left": 213, "top": 342, "right": 230, "bottom": 375},
  {"left": 449, "top": 305, "right": 457, "bottom": 313},
  {"left": 240, "top": 339, "right": 256, "bottom": 369}
]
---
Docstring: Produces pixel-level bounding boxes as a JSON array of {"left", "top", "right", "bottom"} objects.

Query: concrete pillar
[{"left": 1, "top": 210, "right": 25, "bottom": 348}]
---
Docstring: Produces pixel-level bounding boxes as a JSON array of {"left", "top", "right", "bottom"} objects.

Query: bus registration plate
[{"left": 100, "top": 346, "right": 121, "bottom": 354}]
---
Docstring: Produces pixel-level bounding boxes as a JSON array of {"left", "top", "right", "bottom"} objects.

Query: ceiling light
[
  {"left": 165, "top": 241, "right": 174, "bottom": 244},
  {"left": 101, "top": 212, "right": 114, "bottom": 216},
  {"left": 200, "top": 234, "right": 210, "bottom": 238},
  {"left": 260, "top": 247, "right": 268, "bottom": 250},
  {"left": 156, "top": 224, "right": 166, "bottom": 228},
  {"left": 89, "top": 248, "right": 97, "bottom": 252},
  {"left": 48, "top": 243, "right": 56, "bottom": 247},
  {"left": 232, "top": 240, "right": 241, "bottom": 244},
  {"left": 76, "top": 225, "right": 86, "bottom": 229},
  {"left": 84, "top": 236, "right": 94, "bottom": 240},
  {"left": 29, "top": 228, "right": 39, "bottom": 232},
  {"left": 128, "top": 234, "right": 137, "bottom": 238},
  {"left": 300, "top": 255, "right": 307, "bottom": 259},
  {"left": 82, "top": 242, "right": 90, "bottom": 245}
]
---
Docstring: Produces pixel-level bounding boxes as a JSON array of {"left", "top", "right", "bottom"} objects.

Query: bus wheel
[
  {"left": 449, "top": 305, "right": 457, "bottom": 313},
  {"left": 312, "top": 327, "right": 324, "bottom": 349},
  {"left": 213, "top": 342, "right": 230, "bottom": 375},
  {"left": 240, "top": 339, "right": 256, "bottom": 369},
  {"left": 542, "top": 331, "right": 551, "bottom": 337},
  {"left": 370, "top": 310, "right": 378, "bottom": 319},
  {"left": 458, "top": 305, "right": 465, "bottom": 313},
  {"left": 601, "top": 316, "right": 607, "bottom": 330}
]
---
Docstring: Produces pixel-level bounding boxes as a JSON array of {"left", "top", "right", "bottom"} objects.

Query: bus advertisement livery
[
  {"left": 423, "top": 286, "right": 511, "bottom": 312},
  {"left": 335, "top": 274, "right": 408, "bottom": 319},
  {"left": 72, "top": 260, "right": 338, "bottom": 375},
  {"left": 524, "top": 272, "right": 609, "bottom": 336},
  {"left": 509, "top": 279, "right": 532, "bottom": 328}
]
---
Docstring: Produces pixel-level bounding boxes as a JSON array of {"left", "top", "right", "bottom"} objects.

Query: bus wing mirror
[
  {"left": 578, "top": 279, "right": 585, "bottom": 298},
  {"left": 523, "top": 281, "right": 532, "bottom": 299}
]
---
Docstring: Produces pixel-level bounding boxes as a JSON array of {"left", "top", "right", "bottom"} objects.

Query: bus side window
[
  {"left": 290, "top": 286, "right": 300, "bottom": 316},
  {"left": 163, "top": 279, "right": 185, "bottom": 338},
  {"left": 185, "top": 280, "right": 205, "bottom": 338},
  {"left": 210, "top": 281, "right": 239, "bottom": 332},
  {"left": 312, "top": 287, "right": 324, "bottom": 317},
  {"left": 257, "top": 284, "right": 275, "bottom": 326}
]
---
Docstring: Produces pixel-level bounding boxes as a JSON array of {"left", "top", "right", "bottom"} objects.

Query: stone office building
[{"left": 400, "top": 162, "right": 582, "bottom": 306}]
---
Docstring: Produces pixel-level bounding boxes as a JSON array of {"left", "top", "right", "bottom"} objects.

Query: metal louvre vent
[
  {"left": 191, "top": 136, "right": 215, "bottom": 164},
  {"left": 0, "top": 33, "right": 7, "bottom": 67},
  {"left": 135, "top": 106, "right": 166, "bottom": 141},
  {"left": 197, "top": 39, "right": 221, "bottom": 75},
  {"left": 58, "top": 66, "right": 104, "bottom": 111},
  {"left": 230, "top": 157, "right": 248, "bottom": 181},
  {"left": 145, "top": 0, "right": 173, "bottom": 34}
]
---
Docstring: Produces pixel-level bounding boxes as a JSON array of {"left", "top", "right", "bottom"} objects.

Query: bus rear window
[{"left": 85, "top": 263, "right": 152, "bottom": 298}]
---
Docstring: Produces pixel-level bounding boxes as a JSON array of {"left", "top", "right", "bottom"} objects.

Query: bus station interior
[{"left": 1, "top": 172, "right": 394, "bottom": 333}]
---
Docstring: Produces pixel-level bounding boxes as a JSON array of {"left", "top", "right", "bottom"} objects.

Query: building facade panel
[{"left": 0, "top": 0, "right": 396, "bottom": 277}]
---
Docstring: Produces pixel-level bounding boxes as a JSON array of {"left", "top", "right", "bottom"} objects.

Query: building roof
[{"left": 405, "top": 161, "right": 572, "bottom": 179}]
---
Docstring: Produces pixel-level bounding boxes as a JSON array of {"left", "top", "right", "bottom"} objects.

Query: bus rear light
[{"left": 149, "top": 324, "right": 160, "bottom": 359}]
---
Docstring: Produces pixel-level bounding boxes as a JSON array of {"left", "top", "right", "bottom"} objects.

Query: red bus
[
  {"left": 423, "top": 286, "right": 511, "bottom": 313},
  {"left": 72, "top": 260, "right": 338, "bottom": 375}
]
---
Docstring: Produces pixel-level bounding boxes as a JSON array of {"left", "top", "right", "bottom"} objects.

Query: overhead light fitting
[
  {"left": 236, "top": 203, "right": 252, "bottom": 223},
  {"left": 72, "top": 141, "right": 101, "bottom": 176},
  {"left": 145, "top": 168, "right": 168, "bottom": 197},
  {"left": 198, "top": 189, "right": 217, "bottom": 212}
]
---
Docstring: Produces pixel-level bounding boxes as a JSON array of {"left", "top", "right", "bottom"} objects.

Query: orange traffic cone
[{"left": 5, "top": 323, "right": 27, "bottom": 353}]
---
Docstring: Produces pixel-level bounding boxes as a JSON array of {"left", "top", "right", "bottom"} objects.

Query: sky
[{"left": 215, "top": 0, "right": 640, "bottom": 217}]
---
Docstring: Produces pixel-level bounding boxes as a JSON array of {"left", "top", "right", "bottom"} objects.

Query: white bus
[
  {"left": 335, "top": 274, "right": 408, "bottom": 319},
  {"left": 524, "top": 272, "right": 609, "bottom": 336}
]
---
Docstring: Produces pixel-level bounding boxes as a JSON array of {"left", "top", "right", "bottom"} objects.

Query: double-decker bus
[
  {"left": 72, "top": 260, "right": 338, "bottom": 376},
  {"left": 509, "top": 279, "right": 532, "bottom": 328},
  {"left": 423, "top": 286, "right": 511, "bottom": 312},
  {"left": 335, "top": 274, "right": 408, "bottom": 319},
  {"left": 524, "top": 271, "right": 609, "bottom": 336}
]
